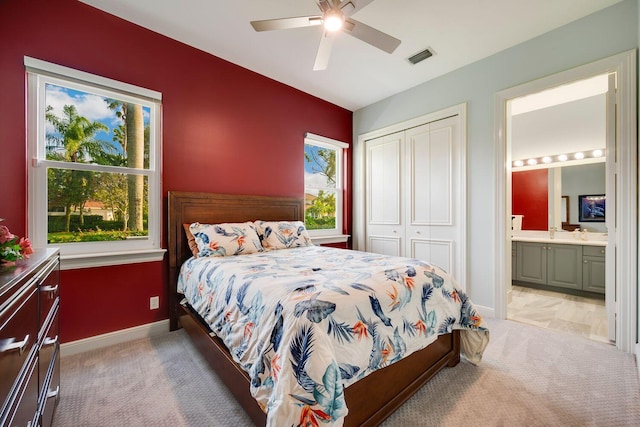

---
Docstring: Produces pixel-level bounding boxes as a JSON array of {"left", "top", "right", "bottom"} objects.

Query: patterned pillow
[
  {"left": 183, "top": 223, "right": 199, "bottom": 257},
  {"left": 255, "top": 220, "right": 313, "bottom": 250},
  {"left": 189, "top": 222, "right": 264, "bottom": 257}
]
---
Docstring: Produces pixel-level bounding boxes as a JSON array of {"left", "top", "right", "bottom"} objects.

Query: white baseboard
[{"left": 60, "top": 319, "right": 170, "bottom": 357}]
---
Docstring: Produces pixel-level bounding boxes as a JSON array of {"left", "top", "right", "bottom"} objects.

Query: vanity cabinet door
[
  {"left": 516, "top": 242, "right": 547, "bottom": 285},
  {"left": 547, "top": 244, "right": 582, "bottom": 290},
  {"left": 582, "top": 247, "right": 605, "bottom": 294}
]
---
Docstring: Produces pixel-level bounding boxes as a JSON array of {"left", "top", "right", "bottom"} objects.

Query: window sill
[
  {"left": 59, "top": 248, "right": 166, "bottom": 270},
  {"left": 310, "top": 234, "right": 350, "bottom": 245}
]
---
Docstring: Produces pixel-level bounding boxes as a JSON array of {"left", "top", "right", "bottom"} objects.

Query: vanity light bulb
[
  {"left": 574, "top": 152, "right": 584, "bottom": 160},
  {"left": 592, "top": 149, "right": 603, "bottom": 158},
  {"left": 557, "top": 154, "right": 568, "bottom": 161},
  {"left": 527, "top": 158, "right": 537, "bottom": 165},
  {"left": 513, "top": 160, "right": 524, "bottom": 167},
  {"left": 542, "top": 156, "right": 552, "bottom": 164}
]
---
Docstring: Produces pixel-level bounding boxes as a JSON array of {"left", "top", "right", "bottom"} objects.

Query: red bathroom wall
[
  {"left": 0, "top": 0, "right": 352, "bottom": 343},
  {"left": 512, "top": 169, "right": 548, "bottom": 231}
]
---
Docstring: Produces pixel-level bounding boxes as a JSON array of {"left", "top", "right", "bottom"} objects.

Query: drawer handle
[
  {"left": 584, "top": 260, "right": 589, "bottom": 264},
  {"left": 47, "top": 385, "right": 60, "bottom": 399},
  {"left": 41, "top": 284, "right": 59, "bottom": 293},
  {"left": 43, "top": 335, "right": 59, "bottom": 346},
  {"left": 0, "top": 334, "right": 30, "bottom": 355}
]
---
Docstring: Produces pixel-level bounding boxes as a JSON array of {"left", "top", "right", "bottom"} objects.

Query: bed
[{"left": 168, "top": 191, "right": 488, "bottom": 426}]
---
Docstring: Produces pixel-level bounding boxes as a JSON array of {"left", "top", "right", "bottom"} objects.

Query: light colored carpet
[{"left": 53, "top": 318, "right": 640, "bottom": 426}]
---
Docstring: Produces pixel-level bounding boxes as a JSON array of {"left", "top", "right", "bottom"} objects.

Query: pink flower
[
  {"left": 19, "top": 237, "right": 34, "bottom": 257},
  {"left": 0, "top": 225, "right": 15, "bottom": 244}
]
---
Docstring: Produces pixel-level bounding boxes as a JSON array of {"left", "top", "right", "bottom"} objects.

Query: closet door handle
[{"left": 1, "top": 334, "right": 30, "bottom": 355}]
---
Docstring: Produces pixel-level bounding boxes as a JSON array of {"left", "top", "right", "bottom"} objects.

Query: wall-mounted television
[{"left": 578, "top": 194, "right": 605, "bottom": 222}]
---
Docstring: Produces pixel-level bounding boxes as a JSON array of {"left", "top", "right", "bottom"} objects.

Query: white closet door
[
  {"left": 405, "top": 116, "right": 462, "bottom": 278},
  {"left": 365, "top": 131, "right": 403, "bottom": 256}
]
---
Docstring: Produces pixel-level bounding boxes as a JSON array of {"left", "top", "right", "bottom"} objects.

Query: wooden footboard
[
  {"left": 168, "top": 191, "right": 462, "bottom": 426},
  {"left": 178, "top": 302, "right": 459, "bottom": 427}
]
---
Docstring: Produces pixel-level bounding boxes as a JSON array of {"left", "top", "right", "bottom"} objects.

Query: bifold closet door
[
  {"left": 365, "top": 131, "right": 404, "bottom": 257},
  {"left": 405, "top": 116, "right": 461, "bottom": 276}
]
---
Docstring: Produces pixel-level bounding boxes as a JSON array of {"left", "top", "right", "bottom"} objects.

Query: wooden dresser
[{"left": 0, "top": 249, "right": 60, "bottom": 427}]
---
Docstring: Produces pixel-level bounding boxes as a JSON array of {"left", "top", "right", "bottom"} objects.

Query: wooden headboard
[{"left": 167, "top": 191, "right": 304, "bottom": 330}]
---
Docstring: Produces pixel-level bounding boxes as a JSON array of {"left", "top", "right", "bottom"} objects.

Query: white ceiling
[
  {"left": 512, "top": 95, "right": 606, "bottom": 161},
  {"left": 78, "top": 0, "right": 623, "bottom": 111},
  {"left": 511, "top": 75, "right": 609, "bottom": 161}
]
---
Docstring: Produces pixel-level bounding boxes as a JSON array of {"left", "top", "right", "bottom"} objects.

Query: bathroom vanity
[{"left": 512, "top": 232, "right": 606, "bottom": 295}]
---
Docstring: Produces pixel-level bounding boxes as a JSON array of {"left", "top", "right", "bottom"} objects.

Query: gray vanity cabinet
[
  {"left": 547, "top": 244, "right": 582, "bottom": 290},
  {"left": 511, "top": 242, "right": 517, "bottom": 280},
  {"left": 515, "top": 242, "right": 547, "bottom": 285},
  {"left": 514, "top": 241, "right": 605, "bottom": 294},
  {"left": 582, "top": 246, "right": 606, "bottom": 294},
  {"left": 516, "top": 242, "right": 582, "bottom": 290}
]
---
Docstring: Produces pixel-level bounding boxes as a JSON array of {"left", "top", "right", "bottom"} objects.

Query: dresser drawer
[
  {"left": 38, "top": 259, "right": 59, "bottom": 333},
  {"left": 38, "top": 305, "right": 59, "bottom": 401},
  {"left": 0, "top": 286, "right": 38, "bottom": 411},
  {"left": 0, "top": 353, "right": 38, "bottom": 427},
  {"left": 39, "top": 348, "right": 59, "bottom": 427}
]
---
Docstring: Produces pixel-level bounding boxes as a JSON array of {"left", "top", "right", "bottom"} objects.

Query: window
[
  {"left": 304, "top": 133, "right": 348, "bottom": 244},
  {"left": 26, "top": 57, "right": 164, "bottom": 269}
]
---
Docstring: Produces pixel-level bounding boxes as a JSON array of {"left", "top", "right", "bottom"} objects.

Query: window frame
[
  {"left": 303, "top": 132, "right": 349, "bottom": 244},
  {"left": 25, "top": 57, "right": 165, "bottom": 269}
]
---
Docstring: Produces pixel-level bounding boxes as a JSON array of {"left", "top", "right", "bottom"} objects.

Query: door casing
[{"left": 494, "top": 50, "right": 637, "bottom": 353}]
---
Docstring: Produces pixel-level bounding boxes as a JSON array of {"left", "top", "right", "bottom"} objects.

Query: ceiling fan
[{"left": 250, "top": 0, "right": 401, "bottom": 71}]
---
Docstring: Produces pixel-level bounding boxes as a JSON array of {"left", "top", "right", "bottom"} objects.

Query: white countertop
[{"left": 511, "top": 231, "right": 607, "bottom": 246}]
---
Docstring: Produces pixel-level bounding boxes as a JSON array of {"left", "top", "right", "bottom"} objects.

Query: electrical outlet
[{"left": 150, "top": 296, "right": 159, "bottom": 310}]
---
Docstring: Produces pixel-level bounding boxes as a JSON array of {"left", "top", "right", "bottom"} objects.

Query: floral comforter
[{"left": 178, "top": 246, "right": 489, "bottom": 426}]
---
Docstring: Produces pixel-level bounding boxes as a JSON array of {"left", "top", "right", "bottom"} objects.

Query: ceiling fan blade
[
  {"left": 343, "top": 18, "right": 400, "bottom": 53},
  {"left": 251, "top": 16, "right": 322, "bottom": 32},
  {"left": 313, "top": 31, "right": 335, "bottom": 71},
  {"left": 318, "top": 0, "right": 333, "bottom": 13},
  {"left": 340, "top": 0, "right": 375, "bottom": 17}
]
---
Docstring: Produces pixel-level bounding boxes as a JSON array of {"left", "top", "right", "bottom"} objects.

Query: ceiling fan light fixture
[{"left": 323, "top": 11, "right": 344, "bottom": 32}]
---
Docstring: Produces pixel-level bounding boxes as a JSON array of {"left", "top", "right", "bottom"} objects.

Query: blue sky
[
  {"left": 45, "top": 83, "right": 150, "bottom": 156},
  {"left": 304, "top": 144, "right": 334, "bottom": 189}
]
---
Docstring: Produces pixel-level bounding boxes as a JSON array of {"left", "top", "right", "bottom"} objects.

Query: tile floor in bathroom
[{"left": 507, "top": 284, "right": 610, "bottom": 344}]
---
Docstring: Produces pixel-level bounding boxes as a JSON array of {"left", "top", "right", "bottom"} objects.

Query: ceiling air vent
[{"left": 407, "top": 48, "right": 434, "bottom": 65}]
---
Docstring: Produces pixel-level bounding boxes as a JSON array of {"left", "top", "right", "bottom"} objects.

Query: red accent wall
[
  {"left": 0, "top": 0, "right": 352, "bottom": 343},
  {"left": 512, "top": 170, "right": 548, "bottom": 231}
]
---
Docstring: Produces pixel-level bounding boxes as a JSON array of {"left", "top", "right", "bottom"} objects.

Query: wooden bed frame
[{"left": 168, "top": 191, "right": 460, "bottom": 426}]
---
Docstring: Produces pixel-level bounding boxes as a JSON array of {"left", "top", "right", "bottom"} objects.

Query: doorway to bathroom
[{"left": 494, "top": 50, "right": 637, "bottom": 352}]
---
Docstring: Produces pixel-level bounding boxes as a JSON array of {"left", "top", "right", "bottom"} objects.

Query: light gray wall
[
  {"left": 562, "top": 163, "right": 607, "bottom": 233},
  {"left": 353, "top": 0, "right": 638, "bottom": 309}
]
